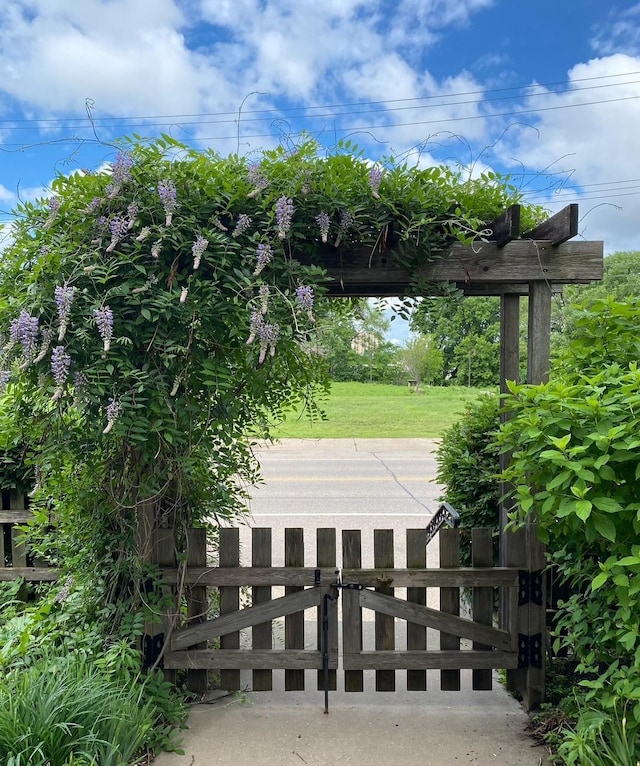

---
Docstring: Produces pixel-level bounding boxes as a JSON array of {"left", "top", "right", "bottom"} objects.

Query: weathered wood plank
[
  {"left": 406, "top": 529, "right": 427, "bottom": 691},
  {"left": 358, "top": 590, "right": 513, "bottom": 651},
  {"left": 485, "top": 204, "right": 521, "bottom": 247},
  {"left": 9, "top": 490, "right": 27, "bottom": 568},
  {"left": 219, "top": 528, "right": 240, "bottom": 691},
  {"left": 160, "top": 566, "right": 519, "bottom": 587},
  {"left": 525, "top": 522, "right": 547, "bottom": 711},
  {"left": 152, "top": 525, "right": 177, "bottom": 682},
  {"left": 472, "top": 528, "right": 494, "bottom": 690},
  {"left": 342, "top": 650, "right": 519, "bottom": 671},
  {"left": 165, "top": 649, "right": 336, "bottom": 671},
  {"left": 0, "top": 567, "right": 59, "bottom": 582},
  {"left": 319, "top": 239, "right": 603, "bottom": 297},
  {"left": 171, "top": 586, "right": 326, "bottom": 651},
  {"left": 186, "top": 528, "right": 208, "bottom": 694},
  {"left": 374, "top": 529, "right": 395, "bottom": 691},
  {"left": 285, "top": 528, "right": 305, "bottom": 691},
  {"left": 342, "top": 530, "right": 363, "bottom": 692},
  {"left": 440, "top": 529, "right": 460, "bottom": 690},
  {"left": 252, "top": 528, "right": 273, "bottom": 691},
  {"left": 528, "top": 281, "right": 552, "bottom": 385},
  {"left": 524, "top": 204, "right": 578, "bottom": 246},
  {"left": 316, "top": 528, "right": 337, "bottom": 692},
  {"left": 341, "top": 569, "right": 519, "bottom": 588},
  {"left": 0, "top": 511, "right": 32, "bottom": 524}
]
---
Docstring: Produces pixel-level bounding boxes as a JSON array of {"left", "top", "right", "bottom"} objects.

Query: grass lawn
[{"left": 269, "top": 382, "right": 491, "bottom": 438}]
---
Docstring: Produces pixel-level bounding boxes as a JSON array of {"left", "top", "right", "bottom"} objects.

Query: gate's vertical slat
[
  {"left": 10, "top": 491, "right": 27, "bottom": 567},
  {"left": 285, "top": 528, "right": 305, "bottom": 691},
  {"left": 153, "top": 525, "right": 177, "bottom": 684},
  {"left": 316, "top": 528, "right": 337, "bottom": 691},
  {"left": 439, "top": 528, "right": 460, "bottom": 691},
  {"left": 252, "top": 527, "right": 273, "bottom": 691},
  {"left": 472, "top": 528, "right": 493, "bottom": 690},
  {"left": 0, "top": 492, "right": 7, "bottom": 567},
  {"left": 186, "top": 528, "right": 208, "bottom": 694},
  {"left": 406, "top": 528, "right": 427, "bottom": 691},
  {"left": 343, "top": 529, "right": 363, "bottom": 692},
  {"left": 374, "top": 529, "right": 395, "bottom": 691},
  {"left": 219, "top": 528, "right": 241, "bottom": 691}
]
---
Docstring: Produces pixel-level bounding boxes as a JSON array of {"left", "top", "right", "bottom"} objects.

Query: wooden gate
[{"left": 164, "top": 525, "right": 533, "bottom": 698}]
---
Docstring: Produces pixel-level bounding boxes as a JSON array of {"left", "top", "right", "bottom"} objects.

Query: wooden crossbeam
[
  {"left": 165, "top": 649, "right": 335, "bottom": 670},
  {"left": 484, "top": 204, "right": 521, "bottom": 247},
  {"left": 523, "top": 204, "right": 578, "bottom": 246},
  {"left": 171, "top": 586, "right": 327, "bottom": 651},
  {"left": 321, "top": 239, "right": 602, "bottom": 297},
  {"left": 342, "top": 650, "right": 519, "bottom": 671},
  {"left": 358, "top": 589, "right": 514, "bottom": 651},
  {"left": 0, "top": 567, "right": 59, "bottom": 581}
]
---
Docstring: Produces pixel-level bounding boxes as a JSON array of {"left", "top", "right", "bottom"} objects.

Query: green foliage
[
  {"left": 499, "top": 298, "right": 640, "bottom": 747},
  {"left": 557, "top": 702, "right": 639, "bottom": 765},
  {"left": 399, "top": 334, "right": 444, "bottom": 388},
  {"left": 435, "top": 394, "right": 501, "bottom": 564},
  {"left": 411, "top": 295, "right": 501, "bottom": 385}
]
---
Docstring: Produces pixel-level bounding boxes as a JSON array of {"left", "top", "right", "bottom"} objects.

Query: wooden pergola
[{"left": 320, "top": 202, "right": 604, "bottom": 709}]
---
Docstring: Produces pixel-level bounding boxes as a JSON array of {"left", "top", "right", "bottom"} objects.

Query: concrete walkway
[{"left": 155, "top": 685, "right": 549, "bottom": 765}]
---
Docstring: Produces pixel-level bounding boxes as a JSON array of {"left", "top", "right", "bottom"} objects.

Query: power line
[{"left": 1, "top": 71, "right": 639, "bottom": 130}]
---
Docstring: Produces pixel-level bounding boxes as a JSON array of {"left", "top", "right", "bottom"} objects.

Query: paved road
[{"left": 241, "top": 438, "right": 443, "bottom": 569}]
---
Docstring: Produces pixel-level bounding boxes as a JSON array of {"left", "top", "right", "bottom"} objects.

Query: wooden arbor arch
[{"left": 318, "top": 202, "right": 603, "bottom": 709}]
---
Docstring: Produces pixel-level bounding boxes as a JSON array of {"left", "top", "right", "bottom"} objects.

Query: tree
[
  {"left": 400, "top": 334, "right": 443, "bottom": 389},
  {"left": 411, "top": 295, "right": 500, "bottom": 385},
  {"left": 552, "top": 250, "right": 640, "bottom": 351}
]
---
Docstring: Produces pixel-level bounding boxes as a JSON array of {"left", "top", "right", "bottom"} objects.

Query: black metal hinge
[
  {"left": 518, "top": 570, "right": 543, "bottom": 606},
  {"left": 142, "top": 633, "right": 165, "bottom": 669},
  {"left": 518, "top": 633, "right": 543, "bottom": 669}
]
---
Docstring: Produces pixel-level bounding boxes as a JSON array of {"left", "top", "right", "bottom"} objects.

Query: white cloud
[
  {"left": 591, "top": 3, "right": 640, "bottom": 56},
  {"left": 499, "top": 54, "right": 640, "bottom": 253}
]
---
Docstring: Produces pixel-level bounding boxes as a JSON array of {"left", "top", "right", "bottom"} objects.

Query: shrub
[
  {"left": 435, "top": 393, "right": 501, "bottom": 564},
  {"left": 499, "top": 298, "right": 640, "bottom": 755}
]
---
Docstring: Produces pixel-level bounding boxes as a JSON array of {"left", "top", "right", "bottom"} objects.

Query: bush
[
  {"left": 499, "top": 298, "right": 640, "bottom": 759},
  {"left": 435, "top": 393, "right": 501, "bottom": 564}
]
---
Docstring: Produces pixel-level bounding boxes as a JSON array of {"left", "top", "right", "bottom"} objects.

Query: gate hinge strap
[
  {"left": 517, "top": 632, "right": 543, "bottom": 669},
  {"left": 518, "top": 569, "right": 543, "bottom": 606}
]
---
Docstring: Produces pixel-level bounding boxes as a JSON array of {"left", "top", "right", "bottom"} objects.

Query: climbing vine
[{"left": 0, "top": 135, "right": 545, "bottom": 590}]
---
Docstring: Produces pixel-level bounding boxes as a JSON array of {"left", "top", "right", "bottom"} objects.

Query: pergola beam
[{"left": 319, "top": 238, "right": 603, "bottom": 297}]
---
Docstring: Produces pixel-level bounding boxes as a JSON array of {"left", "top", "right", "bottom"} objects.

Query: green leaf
[
  {"left": 575, "top": 500, "right": 592, "bottom": 520},
  {"left": 591, "top": 572, "right": 609, "bottom": 591},
  {"left": 592, "top": 513, "right": 616, "bottom": 542},
  {"left": 141, "top": 308, "right": 152, "bottom": 320},
  {"left": 592, "top": 496, "right": 622, "bottom": 513}
]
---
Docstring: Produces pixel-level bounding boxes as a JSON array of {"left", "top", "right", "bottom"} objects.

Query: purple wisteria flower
[
  {"left": 275, "top": 196, "right": 294, "bottom": 239},
  {"left": 232, "top": 213, "right": 252, "bottom": 238},
  {"left": 32, "top": 327, "right": 52, "bottom": 364},
  {"left": 103, "top": 397, "right": 121, "bottom": 434},
  {"left": 42, "top": 197, "right": 61, "bottom": 229},
  {"left": 10, "top": 310, "right": 39, "bottom": 363},
  {"left": 316, "top": 211, "right": 330, "bottom": 243},
  {"left": 259, "top": 284, "right": 270, "bottom": 315},
  {"left": 158, "top": 179, "right": 177, "bottom": 225},
  {"left": 334, "top": 209, "right": 355, "bottom": 247},
  {"left": 73, "top": 371, "right": 87, "bottom": 392},
  {"left": 151, "top": 240, "right": 162, "bottom": 259},
  {"left": 126, "top": 202, "right": 138, "bottom": 229},
  {"left": 54, "top": 284, "right": 76, "bottom": 341},
  {"left": 192, "top": 235, "right": 209, "bottom": 270},
  {"left": 51, "top": 345, "right": 71, "bottom": 400},
  {"left": 247, "top": 163, "right": 268, "bottom": 197},
  {"left": 368, "top": 166, "right": 383, "bottom": 198},
  {"left": 246, "top": 309, "right": 263, "bottom": 346},
  {"left": 296, "top": 285, "right": 315, "bottom": 321},
  {"left": 94, "top": 305, "right": 114, "bottom": 352},
  {"left": 106, "top": 216, "right": 128, "bottom": 253},
  {"left": 0, "top": 370, "right": 10, "bottom": 392},
  {"left": 258, "top": 322, "right": 280, "bottom": 364},
  {"left": 253, "top": 243, "right": 273, "bottom": 276},
  {"left": 85, "top": 197, "right": 103, "bottom": 214},
  {"left": 106, "top": 153, "right": 134, "bottom": 198}
]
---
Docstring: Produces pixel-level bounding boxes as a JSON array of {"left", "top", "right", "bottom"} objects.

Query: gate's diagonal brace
[
  {"left": 319, "top": 568, "right": 363, "bottom": 714},
  {"left": 425, "top": 502, "right": 461, "bottom": 545}
]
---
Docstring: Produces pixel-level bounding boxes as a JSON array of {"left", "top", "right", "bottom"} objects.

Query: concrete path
[{"left": 154, "top": 439, "right": 550, "bottom": 766}]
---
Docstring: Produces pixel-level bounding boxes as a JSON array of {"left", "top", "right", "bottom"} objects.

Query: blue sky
[{"left": 2, "top": 0, "right": 640, "bottom": 267}]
